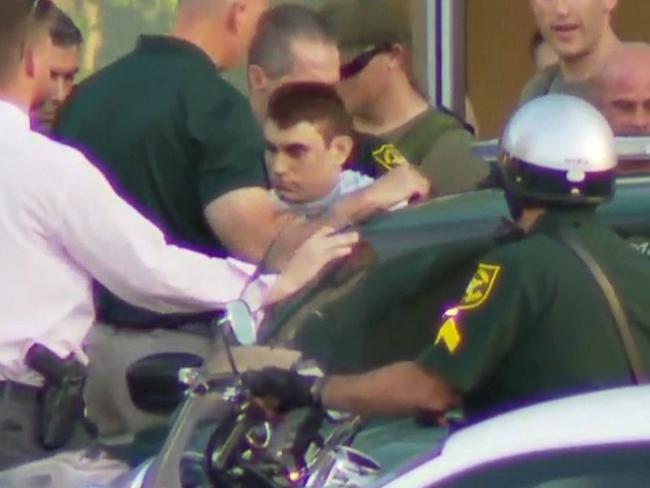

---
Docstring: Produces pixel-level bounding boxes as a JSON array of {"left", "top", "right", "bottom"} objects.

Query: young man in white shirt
[
  {"left": 0, "top": 0, "right": 357, "bottom": 469},
  {"left": 264, "top": 82, "right": 427, "bottom": 220}
]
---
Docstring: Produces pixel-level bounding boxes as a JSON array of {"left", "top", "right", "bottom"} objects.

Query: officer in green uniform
[
  {"left": 52, "top": 0, "right": 273, "bottom": 438},
  {"left": 320, "top": 0, "right": 490, "bottom": 194},
  {"left": 54, "top": 4, "right": 267, "bottom": 328},
  {"left": 245, "top": 95, "right": 650, "bottom": 421}
]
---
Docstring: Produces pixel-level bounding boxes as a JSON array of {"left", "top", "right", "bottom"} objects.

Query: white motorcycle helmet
[{"left": 500, "top": 94, "right": 617, "bottom": 217}]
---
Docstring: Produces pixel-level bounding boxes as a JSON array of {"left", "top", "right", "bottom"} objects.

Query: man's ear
[
  {"left": 23, "top": 46, "right": 37, "bottom": 80},
  {"left": 390, "top": 44, "right": 410, "bottom": 71},
  {"left": 330, "top": 134, "right": 355, "bottom": 167},
  {"left": 605, "top": 0, "right": 618, "bottom": 13},
  {"left": 248, "top": 64, "right": 270, "bottom": 92},
  {"left": 226, "top": 0, "right": 248, "bottom": 35}
]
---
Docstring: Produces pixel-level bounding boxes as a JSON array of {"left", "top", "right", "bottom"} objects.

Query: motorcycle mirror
[{"left": 222, "top": 300, "right": 257, "bottom": 346}]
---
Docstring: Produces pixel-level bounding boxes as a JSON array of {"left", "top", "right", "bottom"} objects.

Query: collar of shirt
[
  {"left": 269, "top": 170, "right": 374, "bottom": 219},
  {"left": 531, "top": 207, "right": 598, "bottom": 235},
  {"left": 271, "top": 182, "right": 344, "bottom": 219},
  {"left": 0, "top": 99, "right": 30, "bottom": 133},
  {"left": 136, "top": 35, "right": 218, "bottom": 70}
]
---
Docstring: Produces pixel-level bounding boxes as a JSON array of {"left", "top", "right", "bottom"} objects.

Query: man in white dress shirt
[{"left": 0, "top": 0, "right": 357, "bottom": 469}]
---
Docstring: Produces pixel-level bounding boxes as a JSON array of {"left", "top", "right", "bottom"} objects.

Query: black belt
[{"left": 0, "top": 380, "right": 40, "bottom": 401}]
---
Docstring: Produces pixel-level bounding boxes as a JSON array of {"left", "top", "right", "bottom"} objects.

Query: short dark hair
[
  {"left": 48, "top": 7, "right": 83, "bottom": 48},
  {"left": 267, "top": 82, "right": 353, "bottom": 142},
  {"left": 249, "top": 4, "right": 336, "bottom": 79},
  {"left": 0, "top": 0, "right": 51, "bottom": 85}
]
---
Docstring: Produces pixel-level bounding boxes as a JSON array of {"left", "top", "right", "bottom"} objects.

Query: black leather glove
[{"left": 242, "top": 368, "right": 321, "bottom": 414}]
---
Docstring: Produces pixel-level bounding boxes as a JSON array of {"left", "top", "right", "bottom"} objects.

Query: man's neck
[
  {"left": 0, "top": 82, "right": 32, "bottom": 114},
  {"left": 518, "top": 208, "right": 546, "bottom": 233},
  {"left": 561, "top": 28, "right": 621, "bottom": 83},
  {"left": 354, "top": 78, "right": 429, "bottom": 136},
  {"left": 171, "top": 24, "right": 228, "bottom": 69}
]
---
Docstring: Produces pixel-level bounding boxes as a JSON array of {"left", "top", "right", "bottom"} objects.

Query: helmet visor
[{"left": 501, "top": 155, "right": 615, "bottom": 205}]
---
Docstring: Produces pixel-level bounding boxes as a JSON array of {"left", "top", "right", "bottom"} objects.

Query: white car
[{"left": 374, "top": 386, "right": 650, "bottom": 488}]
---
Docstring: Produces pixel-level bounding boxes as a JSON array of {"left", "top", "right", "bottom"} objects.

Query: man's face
[
  {"left": 599, "top": 55, "right": 650, "bottom": 136},
  {"left": 31, "top": 41, "right": 81, "bottom": 130},
  {"left": 529, "top": 0, "right": 617, "bottom": 61},
  {"left": 47, "top": 44, "right": 81, "bottom": 104},
  {"left": 337, "top": 46, "right": 393, "bottom": 119},
  {"left": 264, "top": 119, "right": 349, "bottom": 204},
  {"left": 250, "top": 38, "right": 340, "bottom": 120}
]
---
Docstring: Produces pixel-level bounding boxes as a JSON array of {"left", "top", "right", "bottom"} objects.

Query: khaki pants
[{"left": 83, "top": 324, "right": 214, "bottom": 440}]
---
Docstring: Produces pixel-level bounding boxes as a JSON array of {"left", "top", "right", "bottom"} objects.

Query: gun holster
[{"left": 25, "top": 344, "right": 88, "bottom": 450}]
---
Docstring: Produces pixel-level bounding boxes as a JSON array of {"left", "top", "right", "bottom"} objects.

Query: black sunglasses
[{"left": 339, "top": 43, "right": 393, "bottom": 80}]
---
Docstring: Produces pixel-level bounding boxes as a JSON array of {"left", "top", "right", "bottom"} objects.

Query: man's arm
[
  {"left": 330, "top": 164, "right": 430, "bottom": 222},
  {"left": 246, "top": 250, "right": 530, "bottom": 418},
  {"left": 321, "top": 361, "right": 460, "bottom": 417},
  {"left": 59, "top": 152, "right": 356, "bottom": 314},
  {"left": 261, "top": 166, "right": 430, "bottom": 271},
  {"left": 204, "top": 187, "right": 293, "bottom": 263},
  {"left": 419, "top": 129, "right": 490, "bottom": 196}
]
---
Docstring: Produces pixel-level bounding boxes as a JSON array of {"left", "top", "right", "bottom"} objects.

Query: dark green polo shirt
[
  {"left": 54, "top": 35, "right": 266, "bottom": 326},
  {"left": 418, "top": 208, "right": 650, "bottom": 419}
]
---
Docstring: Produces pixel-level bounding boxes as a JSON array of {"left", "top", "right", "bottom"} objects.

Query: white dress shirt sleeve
[{"left": 58, "top": 153, "right": 275, "bottom": 315}]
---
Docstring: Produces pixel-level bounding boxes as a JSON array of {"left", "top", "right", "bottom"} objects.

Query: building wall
[{"left": 467, "top": 0, "right": 650, "bottom": 139}]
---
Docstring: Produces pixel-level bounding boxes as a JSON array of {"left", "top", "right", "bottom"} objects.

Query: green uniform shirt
[
  {"left": 418, "top": 208, "right": 650, "bottom": 419},
  {"left": 351, "top": 108, "right": 490, "bottom": 195},
  {"left": 54, "top": 35, "right": 266, "bottom": 327}
]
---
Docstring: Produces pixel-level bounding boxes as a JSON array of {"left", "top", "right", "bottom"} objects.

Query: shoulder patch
[
  {"left": 458, "top": 263, "right": 501, "bottom": 311},
  {"left": 372, "top": 143, "right": 409, "bottom": 171}
]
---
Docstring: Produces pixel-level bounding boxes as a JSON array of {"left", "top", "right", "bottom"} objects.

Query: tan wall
[{"left": 467, "top": 0, "right": 650, "bottom": 139}]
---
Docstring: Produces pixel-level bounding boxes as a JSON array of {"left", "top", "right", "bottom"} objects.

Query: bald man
[
  {"left": 595, "top": 44, "right": 650, "bottom": 136},
  {"left": 54, "top": 0, "right": 280, "bottom": 438}
]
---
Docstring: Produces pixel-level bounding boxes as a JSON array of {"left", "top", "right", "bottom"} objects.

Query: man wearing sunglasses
[{"left": 322, "top": 0, "right": 490, "bottom": 196}]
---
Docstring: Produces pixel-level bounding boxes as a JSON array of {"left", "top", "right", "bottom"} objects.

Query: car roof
[{"left": 380, "top": 385, "right": 650, "bottom": 487}]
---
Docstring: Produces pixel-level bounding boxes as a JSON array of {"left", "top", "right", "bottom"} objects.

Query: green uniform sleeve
[
  {"left": 418, "top": 128, "right": 490, "bottom": 195},
  {"left": 188, "top": 78, "right": 267, "bottom": 207},
  {"left": 417, "top": 245, "right": 532, "bottom": 393}
]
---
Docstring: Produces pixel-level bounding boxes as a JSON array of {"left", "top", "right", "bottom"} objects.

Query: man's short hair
[
  {"left": 267, "top": 82, "right": 353, "bottom": 142},
  {"left": 249, "top": 4, "right": 336, "bottom": 79},
  {"left": 47, "top": 7, "right": 83, "bottom": 48},
  {"left": 0, "top": 0, "right": 52, "bottom": 85}
]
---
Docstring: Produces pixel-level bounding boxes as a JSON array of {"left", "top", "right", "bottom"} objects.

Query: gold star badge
[{"left": 372, "top": 144, "right": 409, "bottom": 170}]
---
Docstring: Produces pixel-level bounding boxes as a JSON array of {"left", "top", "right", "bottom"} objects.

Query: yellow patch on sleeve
[
  {"left": 435, "top": 316, "right": 462, "bottom": 354},
  {"left": 458, "top": 263, "right": 501, "bottom": 311},
  {"left": 372, "top": 144, "right": 409, "bottom": 171}
]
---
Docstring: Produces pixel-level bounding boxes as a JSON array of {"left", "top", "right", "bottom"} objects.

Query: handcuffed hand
[{"left": 242, "top": 367, "right": 319, "bottom": 414}]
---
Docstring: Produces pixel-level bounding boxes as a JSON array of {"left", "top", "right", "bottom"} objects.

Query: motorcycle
[{"left": 114, "top": 300, "right": 382, "bottom": 488}]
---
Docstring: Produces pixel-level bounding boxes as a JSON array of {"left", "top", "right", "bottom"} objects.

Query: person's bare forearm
[
  {"left": 264, "top": 191, "right": 385, "bottom": 271},
  {"left": 321, "top": 362, "right": 460, "bottom": 417},
  {"left": 330, "top": 187, "right": 385, "bottom": 224},
  {"left": 205, "top": 189, "right": 294, "bottom": 265}
]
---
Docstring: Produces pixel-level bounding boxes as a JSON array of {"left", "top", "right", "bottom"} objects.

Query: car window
[{"left": 430, "top": 442, "right": 650, "bottom": 488}]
